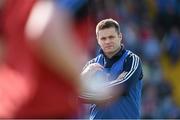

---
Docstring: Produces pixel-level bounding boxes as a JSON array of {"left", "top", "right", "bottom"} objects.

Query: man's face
[{"left": 97, "top": 27, "right": 122, "bottom": 56}]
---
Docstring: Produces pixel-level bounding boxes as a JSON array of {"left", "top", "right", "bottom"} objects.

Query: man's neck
[{"left": 105, "top": 47, "right": 121, "bottom": 59}]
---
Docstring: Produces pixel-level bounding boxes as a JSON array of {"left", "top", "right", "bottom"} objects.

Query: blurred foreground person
[
  {"left": 80, "top": 19, "right": 143, "bottom": 119},
  {"left": 0, "top": 0, "right": 87, "bottom": 118}
]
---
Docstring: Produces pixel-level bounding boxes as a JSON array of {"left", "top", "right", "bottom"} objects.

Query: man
[
  {"left": 0, "top": 0, "right": 88, "bottom": 118},
  {"left": 81, "top": 19, "right": 143, "bottom": 119}
]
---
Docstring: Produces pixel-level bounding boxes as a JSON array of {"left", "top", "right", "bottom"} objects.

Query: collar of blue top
[{"left": 98, "top": 45, "right": 126, "bottom": 68}]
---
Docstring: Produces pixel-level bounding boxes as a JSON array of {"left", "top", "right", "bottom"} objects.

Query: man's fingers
[
  {"left": 88, "top": 63, "right": 104, "bottom": 70},
  {"left": 81, "top": 63, "right": 104, "bottom": 79},
  {"left": 91, "top": 63, "right": 104, "bottom": 68}
]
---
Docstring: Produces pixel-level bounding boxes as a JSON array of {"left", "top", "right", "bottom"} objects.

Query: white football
[{"left": 81, "top": 70, "right": 113, "bottom": 101}]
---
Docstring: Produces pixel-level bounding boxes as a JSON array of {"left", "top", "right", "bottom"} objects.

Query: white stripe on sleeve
[{"left": 108, "top": 54, "right": 139, "bottom": 87}]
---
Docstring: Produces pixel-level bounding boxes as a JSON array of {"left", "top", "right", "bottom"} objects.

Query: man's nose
[{"left": 104, "top": 39, "right": 111, "bottom": 44}]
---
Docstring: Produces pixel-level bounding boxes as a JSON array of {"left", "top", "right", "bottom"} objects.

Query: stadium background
[
  {"left": 1, "top": 0, "right": 179, "bottom": 118},
  {"left": 77, "top": 0, "right": 180, "bottom": 118}
]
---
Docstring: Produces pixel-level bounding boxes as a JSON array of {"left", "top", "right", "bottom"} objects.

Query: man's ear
[{"left": 118, "top": 32, "right": 122, "bottom": 39}]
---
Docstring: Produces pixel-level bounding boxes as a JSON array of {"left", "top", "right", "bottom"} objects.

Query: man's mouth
[{"left": 105, "top": 45, "right": 113, "bottom": 49}]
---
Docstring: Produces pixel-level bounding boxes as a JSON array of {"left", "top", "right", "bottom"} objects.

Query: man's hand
[
  {"left": 81, "top": 63, "right": 104, "bottom": 80},
  {"left": 80, "top": 63, "right": 114, "bottom": 104}
]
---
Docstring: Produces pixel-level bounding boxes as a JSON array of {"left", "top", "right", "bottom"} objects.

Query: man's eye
[
  {"left": 101, "top": 38, "right": 106, "bottom": 41},
  {"left": 109, "top": 36, "right": 115, "bottom": 39}
]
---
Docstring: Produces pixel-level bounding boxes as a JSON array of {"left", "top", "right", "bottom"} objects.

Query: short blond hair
[{"left": 96, "top": 18, "right": 120, "bottom": 36}]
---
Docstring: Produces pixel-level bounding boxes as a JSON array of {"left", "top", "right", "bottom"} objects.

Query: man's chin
[
  {"left": 104, "top": 50, "right": 114, "bottom": 54},
  {"left": 104, "top": 48, "right": 113, "bottom": 52}
]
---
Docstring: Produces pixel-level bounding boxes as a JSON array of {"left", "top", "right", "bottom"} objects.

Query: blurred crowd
[{"left": 85, "top": 0, "right": 180, "bottom": 118}]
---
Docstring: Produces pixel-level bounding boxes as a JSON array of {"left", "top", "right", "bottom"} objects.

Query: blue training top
[{"left": 83, "top": 48, "right": 143, "bottom": 119}]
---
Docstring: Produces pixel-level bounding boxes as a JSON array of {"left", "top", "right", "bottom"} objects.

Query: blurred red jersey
[{"left": 0, "top": 0, "right": 80, "bottom": 118}]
